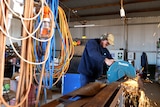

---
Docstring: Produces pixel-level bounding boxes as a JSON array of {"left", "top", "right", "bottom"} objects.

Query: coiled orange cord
[{"left": 52, "top": 6, "right": 74, "bottom": 85}]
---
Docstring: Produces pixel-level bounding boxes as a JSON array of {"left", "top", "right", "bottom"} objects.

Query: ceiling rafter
[
  {"left": 70, "top": 7, "right": 160, "bottom": 19},
  {"left": 60, "top": 0, "right": 160, "bottom": 21},
  {"left": 127, "top": 7, "right": 160, "bottom": 13},
  {"left": 70, "top": 0, "right": 157, "bottom": 11},
  {"left": 71, "top": 3, "right": 119, "bottom": 11}
]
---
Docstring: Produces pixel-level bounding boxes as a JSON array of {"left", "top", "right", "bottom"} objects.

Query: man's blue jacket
[{"left": 78, "top": 39, "right": 113, "bottom": 79}]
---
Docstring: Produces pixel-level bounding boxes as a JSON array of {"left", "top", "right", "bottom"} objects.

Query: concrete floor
[{"left": 143, "top": 82, "right": 160, "bottom": 107}]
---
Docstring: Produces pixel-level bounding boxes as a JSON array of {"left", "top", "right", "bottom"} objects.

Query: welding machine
[{"left": 107, "top": 61, "right": 136, "bottom": 83}]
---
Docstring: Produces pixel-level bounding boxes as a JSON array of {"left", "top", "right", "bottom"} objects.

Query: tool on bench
[{"left": 107, "top": 61, "right": 136, "bottom": 83}]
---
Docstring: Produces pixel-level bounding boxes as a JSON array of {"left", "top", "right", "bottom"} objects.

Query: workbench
[{"left": 42, "top": 82, "right": 123, "bottom": 107}]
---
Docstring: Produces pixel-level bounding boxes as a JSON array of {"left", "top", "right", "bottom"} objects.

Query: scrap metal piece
[
  {"left": 66, "top": 97, "right": 91, "bottom": 107},
  {"left": 83, "top": 82, "right": 121, "bottom": 107},
  {"left": 68, "top": 82, "right": 106, "bottom": 97}
]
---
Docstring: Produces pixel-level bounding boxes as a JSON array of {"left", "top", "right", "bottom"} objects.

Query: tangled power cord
[{"left": 0, "top": 0, "right": 74, "bottom": 106}]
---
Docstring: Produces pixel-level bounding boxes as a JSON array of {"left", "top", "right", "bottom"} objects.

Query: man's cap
[{"left": 100, "top": 33, "right": 114, "bottom": 45}]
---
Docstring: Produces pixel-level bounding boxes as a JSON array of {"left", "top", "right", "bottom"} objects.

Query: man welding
[{"left": 78, "top": 33, "right": 115, "bottom": 87}]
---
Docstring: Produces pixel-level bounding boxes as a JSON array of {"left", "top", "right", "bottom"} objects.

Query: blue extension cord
[{"left": 33, "top": 0, "right": 68, "bottom": 105}]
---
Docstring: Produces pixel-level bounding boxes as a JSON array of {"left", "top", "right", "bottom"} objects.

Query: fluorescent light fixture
[
  {"left": 120, "top": 7, "right": 125, "bottom": 17},
  {"left": 74, "top": 24, "right": 95, "bottom": 28}
]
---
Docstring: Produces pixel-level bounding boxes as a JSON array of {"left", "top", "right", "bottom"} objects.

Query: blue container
[{"left": 62, "top": 73, "right": 81, "bottom": 95}]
